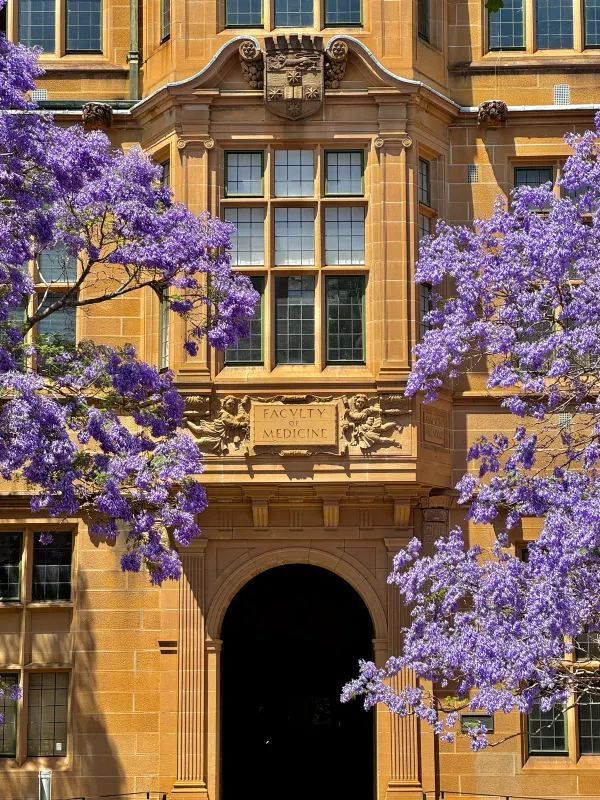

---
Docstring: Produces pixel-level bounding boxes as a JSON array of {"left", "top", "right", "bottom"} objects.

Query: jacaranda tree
[{"left": 344, "top": 114, "right": 600, "bottom": 749}]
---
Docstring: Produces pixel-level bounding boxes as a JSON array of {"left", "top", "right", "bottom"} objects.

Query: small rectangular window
[
  {"left": 418, "top": 158, "right": 431, "bottom": 206},
  {"left": 460, "top": 713, "right": 495, "bottom": 733},
  {"left": 0, "top": 673, "right": 19, "bottom": 758},
  {"left": 489, "top": 0, "right": 525, "bottom": 50},
  {"left": 324, "top": 0, "right": 361, "bottom": 25},
  {"left": 514, "top": 167, "right": 554, "bottom": 188},
  {"left": 160, "top": 159, "right": 171, "bottom": 188},
  {"left": 326, "top": 276, "right": 365, "bottom": 363},
  {"left": 275, "top": 276, "right": 315, "bottom": 365},
  {"left": 585, "top": 0, "right": 600, "bottom": 46},
  {"left": 32, "top": 532, "right": 72, "bottom": 602},
  {"left": 578, "top": 692, "right": 600, "bottom": 754},
  {"left": 38, "top": 246, "right": 77, "bottom": 285},
  {"left": 535, "top": 0, "right": 573, "bottom": 49},
  {"left": 226, "top": 0, "right": 262, "bottom": 26},
  {"left": 274, "top": 208, "right": 315, "bottom": 265},
  {"left": 420, "top": 282, "right": 433, "bottom": 339},
  {"left": 324, "top": 207, "right": 365, "bottom": 265},
  {"left": 418, "top": 0, "right": 429, "bottom": 40},
  {"left": 225, "top": 276, "right": 264, "bottom": 365},
  {"left": 0, "top": 534, "right": 22, "bottom": 602},
  {"left": 418, "top": 213, "right": 431, "bottom": 242},
  {"left": 0, "top": 3, "right": 7, "bottom": 35},
  {"left": 274, "top": 0, "right": 313, "bottom": 26},
  {"left": 325, "top": 151, "right": 363, "bottom": 195},
  {"left": 27, "top": 672, "right": 69, "bottom": 757},
  {"left": 225, "top": 152, "right": 264, "bottom": 197},
  {"left": 224, "top": 207, "right": 265, "bottom": 266},
  {"left": 66, "top": 0, "right": 102, "bottom": 52},
  {"left": 36, "top": 294, "right": 77, "bottom": 346},
  {"left": 158, "top": 290, "right": 170, "bottom": 371},
  {"left": 527, "top": 701, "right": 568, "bottom": 755},
  {"left": 274, "top": 150, "right": 314, "bottom": 197},
  {"left": 160, "top": 0, "right": 171, "bottom": 41},
  {"left": 18, "top": 0, "right": 55, "bottom": 51}
]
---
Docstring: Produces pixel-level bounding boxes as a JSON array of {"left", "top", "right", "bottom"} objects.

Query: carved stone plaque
[
  {"left": 252, "top": 403, "right": 338, "bottom": 447},
  {"left": 421, "top": 407, "right": 449, "bottom": 448}
]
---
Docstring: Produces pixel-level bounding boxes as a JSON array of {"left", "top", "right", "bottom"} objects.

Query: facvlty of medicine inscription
[{"left": 251, "top": 402, "right": 338, "bottom": 447}]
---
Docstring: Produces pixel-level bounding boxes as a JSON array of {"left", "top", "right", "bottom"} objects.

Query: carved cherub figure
[
  {"left": 185, "top": 395, "right": 250, "bottom": 456},
  {"left": 342, "top": 394, "right": 398, "bottom": 452}
]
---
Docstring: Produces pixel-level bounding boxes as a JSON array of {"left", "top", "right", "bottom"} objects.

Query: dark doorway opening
[{"left": 222, "top": 564, "right": 375, "bottom": 800}]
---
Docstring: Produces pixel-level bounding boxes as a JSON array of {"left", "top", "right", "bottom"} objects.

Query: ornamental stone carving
[
  {"left": 342, "top": 394, "right": 409, "bottom": 453},
  {"left": 477, "top": 99, "right": 508, "bottom": 126},
  {"left": 324, "top": 38, "right": 349, "bottom": 89},
  {"left": 184, "top": 395, "right": 250, "bottom": 456},
  {"left": 82, "top": 102, "right": 113, "bottom": 127},
  {"left": 239, "top": 39, "right": 264, "bottom": 90}
]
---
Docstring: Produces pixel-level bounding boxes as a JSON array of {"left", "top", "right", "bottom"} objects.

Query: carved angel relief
[
  {"left": 184, "top": 395, "right": 250, "bottom": 456},
  {"left": 342, "top": 394, "right": 409, "bottom": 453}
]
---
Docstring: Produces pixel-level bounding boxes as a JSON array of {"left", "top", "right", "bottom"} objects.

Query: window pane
[
  {"left": 160, "top": 160, "right": 170, "bottom": 188},
  {"left": 325, "top": 151, "right": 363, "bottom": 195},
  {"left": 579, "top": 692, "right": 600, "bottom": 754},
  {"left": 226, "top": 0, "right": 262, "bottom": 25},
  {"left": 325, "top": 0, "right": 361, "bottom": 24},
  {"left": 418, "top": 0, "right": 429, "bottom": 39},
  {"left": 420, "top": 282, "right": 433, "bottom": 339},
  {"left": 274, "top": 208, "right": 315, "bottom": 265},
  {"left": 225, "top": 276, "right": 264, "bottom": 364},
  {"left": 159, "top": 290, "right": 169, "bottom": 370},
  {"left": 418, "top": 158, "right": 431, "bottom": 206},
  {"left": 0, "top": 673, "right": 19, "bottom": 758},
  {"left": 226, "top": 152, "right": 263, "bottom": 196},
  {"left": 585, "top": 0, "right": 600, "bottom": 45},
  {"left": 0, "top": 534, "right": 22, "bottom": 602},
  {"left": 37, "top": 293, "right": 77, "bottom": 345},
  {"left": 514, "top": 166, "right": 554, "bottom": 188},
  {"left": 575, "top": 633, "right": 600, "bottom": 661},
  {"left": 418, "top": 213, "right": 431, "bottom": 242},
  {"left": 489, "top": 0, "right": 525, "bottom": 49},
  {"left": 38, "top": 245, "right": 77, "bottom": 284},
  {"left": 160, "top": 0, "right": 170, "bottom": 40},
  {"left": 324, "top": 207, "right": 365, "bottom": 265},
  {"left": 274, "top": 150, "right": 314, "bottom": 197},
  {"left": 535, "top": 0, "right": 573, "bottom": 49},
  {"left": 66, "top": 0, "right": 102, "bottom": 52},
  {"left": 527, "top": 701, "right": 567, "bottom": 754},
  {"left": 326, "top": 276, "right": 365, "bottom": 363},
  {"left": 32, "top": 532, "right": 72, "bottom": 602},
  {"left": 274, "top": 0, "right": 313, "bottom": 26},
  {"left": 224, "top": 207, "right": 265, "bottom": 266},
  {"left": 27, "top": 672, "right": 69, "bottom": 757},
  {"left": 19, "top": 0, "right": 55, "bottom": 51},
  {"left": 275, "top": 276, "right": 315, "bottom": 365}
]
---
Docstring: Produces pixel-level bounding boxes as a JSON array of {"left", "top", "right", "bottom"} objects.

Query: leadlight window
[
  {"left": 527, "top": 701, "right": 568, "bottom": 755},
  {"left": 18, "top": 0, "right": 55, "bottom": 50},
  {"left": 578, "top": 692, "right": 600, "bottom": 753},
  {"left": 27, "top": 672, "right": 69, "bottom": 757},
  {"left": 585, "top": 0, "right": 600, "bottom": 45},
  {"left": 225, "top": 276, "right": 264, "bottom": 364},
  {"left": 275, "top": 276, "right": 315, "bottom": 364},
  {"left": 274, "top": 150, "right": 314, "bottom": 197},
  {"left": 274, "top": 208, "right": 315, "bottom": 265},
  {"left": 226, "top": 0, "right": 262, "bottom": 25},
  {"left": 0, "top": 534, "right": 22, "bottom": 602},
  {"left": 326, "top": 276, "right": 365, "bottom": 363},
  {"left": 575, "top": 633, "right": 600, "bottom": 660},
  {"left": 324, "top": 0, "right": 361, "bottom": 25},
  {"left": 225, "top": 152, "right": 264, "bottom": 197},
  {"left": 274, "top": 0, "right": 313, "bottom": 26},
  {"left": 38, "top": 246, "right": 77, "bottom": 285},
  {"left": 324, "top": 207, "right": 365, "bottom": 265},
  {"left": 514, "top": 166, "right": 554, "bottom": 188},
  {"left": 32, "top": 532, "right": 72, "bottom": 602},
  {"left": 489, "top": 0, "right": 525, "bottom": 50},
  {"left": 418, "top": 158, "right": 431, "bottom": 206},
  {"left": 225, "top": 207, "right": 265, "bottom": 266},
  {"left": 0, "top": 673, "right": 18, "bottom": 758},
  {"left": 418, "top": 213, "right": 431, "bottom": 241},
  {"left": 325, "top": 151, "right": 363, "bottom": 195},
  {"left": 535, "top": 0, "right": 573, "bottom": 48},
  {"left": 418, "top": 0, "right": 430, "bottom": 40},
  {"left": 36, "top": 293, "right": 77, "bottom": 345},
  {"left": 160, "top": 0, "right": 171, "bottom": 41},
  {"left": 66, "top": 0, "right": 102, "bottom": 52}
]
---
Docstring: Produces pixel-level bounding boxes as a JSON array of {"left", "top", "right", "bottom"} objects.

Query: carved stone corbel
[
  {"left": 82, "top": 102, "right": 113, "bottom": 128},
  {"left": 324, "top": 39, "right": 349, "bottom": 88},
  {"left": 477, "top": 99, "right": 508, "bottom": 126}
]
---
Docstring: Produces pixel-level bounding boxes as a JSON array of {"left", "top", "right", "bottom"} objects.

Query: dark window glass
[
  {"left": 0, "top": 673, "right": 18, "bottom": 757},
  {"left": 32, "top": 533, "right": 72, "bottom": 602},
  {"left": 527, "top": 701, "right": 568, "bottom": 755},
  {"left": 0, "top": 534, "right": 22, "bottom": 602},
  {"left": 160, "top": 0, "right": 170, "bottom": 40},
  {"left": 226, "top": 0, "right": 262, "bottom": 25},
  {"left": 66, "top": 0, "right": 102, "bottom": 52},
  {"left": 418, "top": 158, "right": 431, "bottom": 206},
  {"left": 585, "top": 0, "right": 600, "bottom": 45},
  {"left": 0, "top": 4, "right": 7, "bottom": 35},
  {"left": 489, "top": 0, "right": 525, "bottom": 49},
  {"left": 578, "top": 692, "right": 600, "bottom": 754},
  {"left": 326, "top": 276, "right": 365, "bottom": 363},
  {"left": 19, "top": 0, "right": 55, "bottom": 51},
  {"left": 418, "top": 0, "right": 429, "bottom": 40},
  {"left": 275, "top": 276, "right": 315, "bottom": 365},
  {"left": 37, "top": 293, "right": 77, "bottom": 345},
  {"left": 575, "top": 633, "right": 600, "bottom": 661},
  {"left": 325, "top": 0, "right": 361, "bottom": 25},
  {"left": 225, "top": 276, "right": 264, "bottom": 364},
  {"left": 418, "top": 213, "right": 432, "bottom": 242},
  {"left": 160, "top": 160, "right": 170, "bottom": 188},
  {"left": 274, "top": 0, "right": 313, "bottom": 26},
  {"left": 158, "top": 290, "right": 169, "bottom": 371},
  {"left": 225, "top": 152, "right": 263, "bottom": 197},
  {"left": 27, "top": 672, "right": 69, "bottom": 757},
  {"left": 325, "top": 151, "right": 363, "bottom": 195},
  {"left": 535, "top": 0, "right": 573, "bottom": 49},
  {"left": 514, "top": 166, "right": 554, "bottom": 188},
  {"left": 420, "top": 282, "right": 433, "bottom": 339},
  {"left": 38, "top": 246, "right": 77, "bottom": 285}
]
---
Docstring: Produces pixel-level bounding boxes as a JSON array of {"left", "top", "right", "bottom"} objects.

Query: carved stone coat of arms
[{"left": 264, "top": 34, "right": 324, "bottom": 121}]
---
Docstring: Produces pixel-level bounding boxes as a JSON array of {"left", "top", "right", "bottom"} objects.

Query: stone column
[{"left": 172, "top": 543, "right": 208, "bottom": 797}]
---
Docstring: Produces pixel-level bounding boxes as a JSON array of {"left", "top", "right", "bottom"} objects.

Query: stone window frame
[
  {"left": 31, "top": 244, "right": 79, "bottom": 361},
  {"left": 220, "top": 0, "right": 363, "bottom": 31},
  {"left": 5, "top": 0, "right": 105, "bottom": 58}
]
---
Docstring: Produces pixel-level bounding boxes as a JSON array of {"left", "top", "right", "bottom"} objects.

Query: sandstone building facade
[{"left": 1, "top": 0, "right": 600, "bottom": 797}]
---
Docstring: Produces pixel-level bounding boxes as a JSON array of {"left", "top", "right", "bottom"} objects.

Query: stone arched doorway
[{"left": 221, "top": 564, "right": 375, "bottom": 800}]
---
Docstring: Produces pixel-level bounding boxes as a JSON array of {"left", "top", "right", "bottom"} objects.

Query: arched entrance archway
[{"left": 221, "top": 564, "right": 374, "bottom": 800}]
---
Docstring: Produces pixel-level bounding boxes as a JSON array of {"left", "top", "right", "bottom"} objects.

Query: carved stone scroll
[{"left": 239, "top": 39, "right": 264, "bottom": 89}]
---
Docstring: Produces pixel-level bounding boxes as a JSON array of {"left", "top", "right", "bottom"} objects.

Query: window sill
[
  {"left": 26, "top": 601, "right": 73, "bottom": 610},
  {"left": 451, "top": 54, "right": 600, "bottom": 74},
  {"left": 0, "top": 602, "right": 23, "bottom": 610}
]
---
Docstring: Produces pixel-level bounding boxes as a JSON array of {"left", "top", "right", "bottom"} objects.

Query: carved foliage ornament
[
  {"left": 239, "top": 35, "right": 349, "bottom": 121},
  {"left": 477, "top": 99, "right": 508, "bottom": 126},
  {"left": 82, "top": 102, "right": 113, "bottom": 128}
]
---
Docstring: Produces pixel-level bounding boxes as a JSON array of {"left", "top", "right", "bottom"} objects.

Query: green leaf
[{"left": 485, "top": 0, "right": 504, "bottom": 12}]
